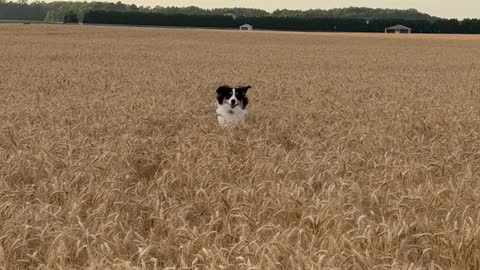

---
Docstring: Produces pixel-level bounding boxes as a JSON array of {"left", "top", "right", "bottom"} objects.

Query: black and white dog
[{"left": 216, "top": 85, "right": 251, "bottom": 126}]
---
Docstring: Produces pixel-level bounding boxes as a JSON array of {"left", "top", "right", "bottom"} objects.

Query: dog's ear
[
  {"left": 216, "top": 85, "right": 232, "bottom": 95},
  {"left": 216, "top": 85, "right": 232, "bottom": 105},
  {"left": 237, "top": 85, "right": 251, "bottom": 95}
]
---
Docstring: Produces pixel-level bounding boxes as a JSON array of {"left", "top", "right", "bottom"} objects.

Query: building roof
[
  {"left": 386, "top": 24, "right": 412, "bottom": 30},
  {"left": 240, "top": 24, "right": 253, "bottom": 27}
]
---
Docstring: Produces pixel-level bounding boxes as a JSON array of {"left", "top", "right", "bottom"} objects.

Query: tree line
[
  {"left": 1, "top": 1, "right": 480, "bottom": 34},
  {"left": 0, "top": 1, "right": 438, "bottom": 22},
  {"left": 0, "top": 1, "right": 142, "bottom": 21},
  {"left": 83, "top": 10, "right": 480, "bottom": 34},
  {"left": 0, "top": 1, "right": 47, "bottom": 20},
  {"left": 271, "top": 7, "right": 437, "bottom": 21}
]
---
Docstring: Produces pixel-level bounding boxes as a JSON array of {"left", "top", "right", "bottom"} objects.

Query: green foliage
[
  {"left": 1, "top": 0, "right": 480, "bottom": 33},
  {"left": 271, "top": 7, "right": 437, "bottom": 21},
  {"left": 82, "top": 10, "right": 480, "bottom": 34},
  {"left": 0, "top": 1, "right": 46, "bottom": 20},
  {"left": 63, "top": 10, "right": 78, "bottom": 23},
  {"left": 0, "top": 1, "right": 441, "bottom": 22},
  {"left": 42, "top": 1, "right": 146, "bottom": 21},
  {"left": 83, "top": 11, "right": 238, "bottom": 28},
  {"left": 149, "top": 6, "right": 269, "bottom": 17}
]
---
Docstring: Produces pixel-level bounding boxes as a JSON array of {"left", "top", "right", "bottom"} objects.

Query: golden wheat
[{"left": 1, "top": 24, "right": 480, "bottom": 269}]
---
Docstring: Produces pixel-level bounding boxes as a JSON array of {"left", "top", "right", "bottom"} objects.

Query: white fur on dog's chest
[{"left": 216, "top": 105, "right": 247, "bottom": 126}]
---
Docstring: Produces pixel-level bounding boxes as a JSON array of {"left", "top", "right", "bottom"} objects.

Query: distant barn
[
  {"left": 385, "top": 24, "right": 412, "bottom": 34},
  {"left": 240, "top": 24, "right": 253, "bottom": 31}
]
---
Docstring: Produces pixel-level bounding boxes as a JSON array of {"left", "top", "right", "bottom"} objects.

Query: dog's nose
[{"left": 230, "top": 100, "right": 236, "bottom": 106}]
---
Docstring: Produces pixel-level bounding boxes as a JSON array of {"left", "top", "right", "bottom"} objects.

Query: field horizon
[{"left": 1, "top": 24, "right": 480, "bottom": 269}]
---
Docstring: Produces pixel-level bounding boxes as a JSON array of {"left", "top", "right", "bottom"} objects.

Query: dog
[{"left": 216, "top": 85, "right": 251, "bottom": 126}]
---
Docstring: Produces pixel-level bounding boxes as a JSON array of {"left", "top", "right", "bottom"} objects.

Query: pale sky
[{"left": 133, "top": 0, "right": 479, "bottom": 19}]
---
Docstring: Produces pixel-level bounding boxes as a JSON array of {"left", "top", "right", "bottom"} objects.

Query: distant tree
[
  {"left": 17, "top": 0, "right": 28, "bottom": 4},
  {"left": 63, "top": 10, "right": 78, "bottom": 23},
  {"left": 432, "top": 19, "right": 460, "bottom": 33},
  {"left": 462, "top": 19, "right": 480, "bottom": 34}
]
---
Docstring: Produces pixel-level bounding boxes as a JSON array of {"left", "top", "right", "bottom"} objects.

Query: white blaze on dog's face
[{"left": 228, "top": 89, "right": 238, "bottom": 108}]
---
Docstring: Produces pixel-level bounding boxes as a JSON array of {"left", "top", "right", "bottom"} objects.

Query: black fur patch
[
  {"left": 216, "top": 85, "right": 251, "bottom": 109},
  {"left": 216, "top": 85, "right": 233, "bottom": 105},
  {"left": 236, "top": 85, "right": 251, "bottom": 109}
]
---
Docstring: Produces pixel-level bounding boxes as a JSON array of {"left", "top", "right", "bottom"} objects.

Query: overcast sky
[{"left": 124, "top": 0, "right": 478, "bottom": 19}]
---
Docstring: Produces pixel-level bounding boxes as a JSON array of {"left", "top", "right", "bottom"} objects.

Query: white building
[
  {"left": 240, "top": 24, "right": 253, "bottom": 31},
  {"left": 385, "top": 24, "right": 412, "bottom": 34}
]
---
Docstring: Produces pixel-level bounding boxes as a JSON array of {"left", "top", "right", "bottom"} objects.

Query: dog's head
[{"left": 216, "top": 85, "right": 251, "bottom": 109}]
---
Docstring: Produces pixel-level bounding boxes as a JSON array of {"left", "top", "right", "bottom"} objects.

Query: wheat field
[{"left": 1, "top": 24, "right": 480, "bottom": 269}]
